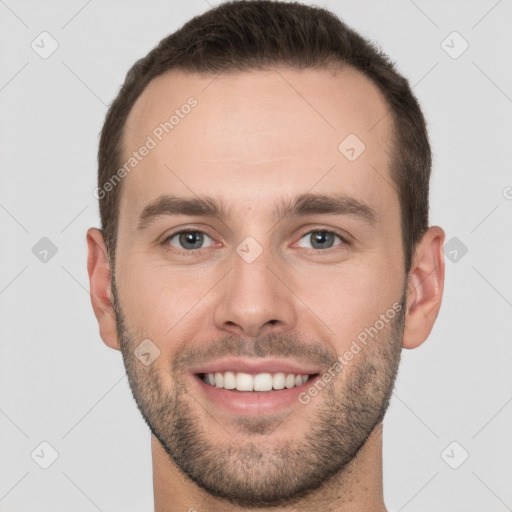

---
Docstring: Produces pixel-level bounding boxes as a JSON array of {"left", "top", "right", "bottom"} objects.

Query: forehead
[{"left": 120, "top": 66, "right": 395, "bottom": 223}]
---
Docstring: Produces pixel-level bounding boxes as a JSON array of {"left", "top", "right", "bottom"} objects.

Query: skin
[{"left": 87, "top": 66, "right": 445, "bottom": 511}]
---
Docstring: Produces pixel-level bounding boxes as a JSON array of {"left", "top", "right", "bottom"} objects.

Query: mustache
[{"left": 171, "top": 331, "right": 337, "bottom": 374}]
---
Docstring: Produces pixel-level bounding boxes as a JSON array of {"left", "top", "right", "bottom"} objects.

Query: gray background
[{"left": 1, "top": 0, "right": 511, "bottom": 511}]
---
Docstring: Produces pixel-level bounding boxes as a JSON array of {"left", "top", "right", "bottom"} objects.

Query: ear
[
  {"left": 402, "top": 226, "right": 445, "bottom": 349},
  {"left": 86, "top": 227, "right": 120, "bottom": 351}
]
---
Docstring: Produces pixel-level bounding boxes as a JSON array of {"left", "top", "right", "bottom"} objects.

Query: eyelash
[
  {"left": 161, "top": 228, "right": 349, "bottom": 255},
  {"left": 162, "top": 229, "right": 218, "bottom": 255},
  {"left": 296, "top": 230, "right": 349, "bottom": 250}
]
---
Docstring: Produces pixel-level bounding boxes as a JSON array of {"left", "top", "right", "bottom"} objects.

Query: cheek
[
  {"left": 294, "top": 253, "right": 403, "bottom": 351},
  {"left": 116, "top": 254, "right": 217, "bottom": 339}
]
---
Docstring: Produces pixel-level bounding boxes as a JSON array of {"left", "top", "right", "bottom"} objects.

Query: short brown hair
[{"left": 97, "top": 0, "right": 431, "bottom": 273}]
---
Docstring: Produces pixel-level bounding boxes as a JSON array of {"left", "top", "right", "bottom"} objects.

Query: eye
[
  {"left": 296, "top": 230, "right": 345, "bottom": 250},
  {"left": 164, "top": 230, "right": 215, "bottom": 251}
]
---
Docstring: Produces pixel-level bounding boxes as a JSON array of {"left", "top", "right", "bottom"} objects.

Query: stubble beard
[{"left": 112, "top": 280, "right": 405, "bottom": 508}]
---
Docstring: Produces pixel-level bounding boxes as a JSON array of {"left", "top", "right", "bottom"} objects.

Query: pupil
[{"left": 180, "top": 232, "right": 203, "bottom": 249}]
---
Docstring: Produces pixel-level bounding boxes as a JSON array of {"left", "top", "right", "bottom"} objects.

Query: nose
[{"left": 213, "top": 246, "right": 297, "bottom": 338}]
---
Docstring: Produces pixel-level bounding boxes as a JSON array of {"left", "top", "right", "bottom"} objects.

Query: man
[{"left": 87, "top": 1, "right": 445, "bottom": 510}]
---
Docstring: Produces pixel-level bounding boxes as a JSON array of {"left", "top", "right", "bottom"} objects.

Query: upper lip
[{"left": 189, "top": 357, "right": 322, "bottom": 376}]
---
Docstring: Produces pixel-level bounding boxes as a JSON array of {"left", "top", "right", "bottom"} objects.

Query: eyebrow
[
  {"left": 136, "top": 192, "right": 377, "bottom": 230},
  {"left": 137, "top": 195, "right": 229, "bottom": 230}
]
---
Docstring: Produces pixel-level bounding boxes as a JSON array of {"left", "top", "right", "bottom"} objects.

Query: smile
[{"left": 199, "top": 371, "right": 315, "bottom": 392}]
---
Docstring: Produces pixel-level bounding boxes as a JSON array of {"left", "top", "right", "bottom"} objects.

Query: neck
[{"left": 152, "top": 422, "right": 387, "bottom": 512}]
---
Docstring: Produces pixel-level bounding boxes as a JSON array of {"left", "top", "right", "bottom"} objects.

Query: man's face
[{"left": 113, "top": 66, "right": 406, "bottom": 506}]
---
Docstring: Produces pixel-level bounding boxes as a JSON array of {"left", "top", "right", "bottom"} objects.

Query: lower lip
[{"left": 191, "top": 374, "right": 320, "bottom": 415}]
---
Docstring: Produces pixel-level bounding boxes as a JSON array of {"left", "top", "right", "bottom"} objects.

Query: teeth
[
  {"left": 202, "top": 371, "right": 312, "bottom": 391},
  {"left": 254, "top": 373, "right": 273, "bottom": 391},
  {"left": 273, "top": 372, "right": 285, "bottom": 390},
  {"left": 236, "top": 372, "right": 254, "bottom": 391},
  {"left": 223, "top": 371, "right": 236, "bottom": 389}
]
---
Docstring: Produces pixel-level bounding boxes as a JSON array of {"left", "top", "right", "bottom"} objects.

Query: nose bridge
[
  {"left": 232, "top": 241, "right": 275, "bottom": 300},
  {"left": 213, "top": 236, "right": 296, "bottom": 337}
]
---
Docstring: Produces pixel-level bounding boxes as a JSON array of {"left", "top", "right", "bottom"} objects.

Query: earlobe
[
  {"left": 402, "top": 226, "right": 446, "bottom": 349},
  {"left": 86, "top": 227, "right": 120, "bottom": 351}
]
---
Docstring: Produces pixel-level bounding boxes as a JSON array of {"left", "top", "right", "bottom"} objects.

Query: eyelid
[
  {"left": 161, "top": 227, "right": 218, "bottom": 252},
  {"left": 304, "top": 228, "right": 348, "bottom": 242},
  {"left": 160, "top": 225, "right": 216, "bottom": 242},
  {"left": 169, "top": 230, "right": 212, "bottom": 243},
  {"left": 293, "top": 228, "right": 349, "bottom": 249}
]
